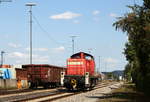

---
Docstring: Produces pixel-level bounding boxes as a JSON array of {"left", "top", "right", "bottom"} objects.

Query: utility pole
[
  {"left": 99, "top": 56, "right": 100, "bottom": 72},
  {"left": 70, "top": 35, "right": 77, "bottom": 54},
  {"left": 88, "top": 48, "right": 92, "bottom": 54},
  {"left": 1, "top": 51, "right": 5, "bottom": 67},
  {"left": 0, "top": 0, "right": 12, "bottom": 3},
  {"left": 26, "top": 3, "right": 36, "bottom": 64},
  {"left": 105, "top": 62, "right": 107, "bottom": 72},
  {"left": 0, "top": 0, "right": 11, "bottom": 67},
  {"left": 133, "top": 0, "right": 135, "bottom": 5}
]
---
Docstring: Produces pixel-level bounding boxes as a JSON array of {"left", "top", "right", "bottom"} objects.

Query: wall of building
[
  {"left": 0, "top": 79, "right": 17, "bottom": 89},
  {"left": 0, "top": 65, "right": 28, "bottom": 89},
  {"left": 0, "top": 79, "right": 28, "bottom": 89}
]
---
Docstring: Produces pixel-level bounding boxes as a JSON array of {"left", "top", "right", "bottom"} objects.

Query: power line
[
  {"left": 32, "top": 14, "right": 61, "bottom": 45},
  {"left": 0, "top": 0, "right": 12, "bottom": 3},
  {"left": 105, "top": 62, "right": 107, "bottom": 72},
  {"left": 99, "top": 56, "right": 100, "bottom": 72},
  {"left": 29, "top": 8, "right": 79, "bottom": 54},
  {"left": 133, "top": 0, "right": 138, "bottom": 5}
]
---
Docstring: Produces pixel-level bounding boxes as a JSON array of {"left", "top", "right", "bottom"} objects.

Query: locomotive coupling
[{"left": 71, "top": 79, "right": 77, "bottom": 89}]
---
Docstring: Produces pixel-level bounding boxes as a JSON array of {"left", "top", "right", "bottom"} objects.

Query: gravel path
[{"left": 53, "top": 82, "right": 123, "bottom": 102}]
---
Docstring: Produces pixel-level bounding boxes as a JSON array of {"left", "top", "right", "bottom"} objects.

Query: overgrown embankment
[{"left": 97, "top": 82, "right": 150, "bottom": 102}]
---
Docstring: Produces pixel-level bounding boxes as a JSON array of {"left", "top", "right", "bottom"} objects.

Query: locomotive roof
[{"left": 71, "top": 52, "right": 94, "bottom": 59}]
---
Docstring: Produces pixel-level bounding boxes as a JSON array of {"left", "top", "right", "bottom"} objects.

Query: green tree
[
  {"left": 113, "top": 0, "right": 150, "bottom": 94},
  {"left": 124, "top": 63, "right": 132, "bottom": 81}
]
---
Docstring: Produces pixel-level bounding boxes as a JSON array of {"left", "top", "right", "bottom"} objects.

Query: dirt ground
[{"left": 96, "top": 82, "right": 150, "bottom": 102}]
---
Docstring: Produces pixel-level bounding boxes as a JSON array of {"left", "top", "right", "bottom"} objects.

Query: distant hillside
[
  {"left": 102, "top": 70, "right": 124, "bottom": 76},
  {"left": 112, "top": 70, "right": 124, "bottom": 76}
]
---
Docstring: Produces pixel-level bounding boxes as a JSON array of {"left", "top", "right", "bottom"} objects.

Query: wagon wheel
[{"left": 29, "top": 82, "right": 35, "bottom": 89}]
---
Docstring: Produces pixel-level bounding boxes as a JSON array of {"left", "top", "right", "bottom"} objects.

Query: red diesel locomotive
[{"left": 63, "top": 52, "right": 99, "bottom": 90}]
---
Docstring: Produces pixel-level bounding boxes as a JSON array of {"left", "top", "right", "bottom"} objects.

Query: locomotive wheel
[
  {"left": 35, "top": 81, "right": 39, "bottom": 88},
  {"left": 29, "top": 82, "right": 36, "bottom": 89},
  {"left": 43, "top": 84, "right": 49, "bottom": 89}
]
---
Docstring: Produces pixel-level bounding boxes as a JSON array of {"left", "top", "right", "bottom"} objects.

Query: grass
[
  {"left": 96, "top": 82, "right": 150, "bottom": 102},
  {"left": 0, "top": 87, "right": 17, "bottom": 90}
]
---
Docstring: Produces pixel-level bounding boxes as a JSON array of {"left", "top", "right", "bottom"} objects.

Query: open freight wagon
[{"left": 22, "top": 64, "right": 66, "bottom": 88}]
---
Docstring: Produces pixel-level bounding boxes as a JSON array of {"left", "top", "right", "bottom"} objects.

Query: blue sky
[{"left": 0, "top": 0, "right": 142, "bottom": 72}]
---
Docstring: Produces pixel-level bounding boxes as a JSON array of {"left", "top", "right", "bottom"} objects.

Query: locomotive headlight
[{"left": 28, "top": 75, "right": 30, "bottom": 78}]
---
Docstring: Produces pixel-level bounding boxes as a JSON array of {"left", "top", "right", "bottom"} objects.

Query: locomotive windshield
[
  {"left": 85, "top": 55, "right": 92, "bottom": 60},
  {"left": 70, "top": 52, "right": 94, "bottom": 60},
  {"left": 71, "top": 55, "right": 81, "bottom": 59}
]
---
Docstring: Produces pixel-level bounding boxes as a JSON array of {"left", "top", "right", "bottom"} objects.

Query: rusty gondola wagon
[{"left": 22, "top": 64, "right": 66, "bottom": 88}]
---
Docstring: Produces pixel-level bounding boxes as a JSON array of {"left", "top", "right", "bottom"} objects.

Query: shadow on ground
[{"left": 87, "top": 90, "right": 150, "bottom": 102}]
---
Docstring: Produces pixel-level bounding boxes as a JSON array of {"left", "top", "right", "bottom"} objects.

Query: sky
[{"left": 0, "top": 0, "right": 143, "bottom": 72}]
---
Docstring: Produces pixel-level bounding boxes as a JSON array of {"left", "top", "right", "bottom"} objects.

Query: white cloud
[
  {"left": 103, "top": 57, "right": 119, "bottom": 69},
  {"left": 25, "top": 47, "right": 49, "bottom": 52},
  {"left": 126, "top": 36, "right": 129, "bottom": 41},
  {"left": 104, "top": 57, "right": 118, "bottom": 64},
  {"left": 15, "top": 60, "right": 22, "bottom": 64},
  {"left": 25, "top": 47, "right": 30, "bottom": 51},
  {"left": 110, "top": 13, "right": 118, "bottom": 18},
  {"left": 8, "top": 52, "right": 28, "bottom": 58},
  {"left": 50, "top": 11, "right": 81, "bottom": 20},
  {"left": 33, "top": 56, "right": 49, "bottom": 63},
  {"left": 93, "top": 17, "right": 100, "bottom": 21},
  {"left": 8, "top": 51, "right": 49, "bottom": 64},
  {"left": 35, "top": 48, "right": 49, "bottom": 51},
  {"left": 8, "top": 43, "right": 21, "bottom": 48},
  {"left": 92, "top": 10, "right": 100, "bottom": 22},
  {"left": 93, "top": 10, "right": 100, "bottom": 15},
  {"left": 73, "top": 20, "right": 80, "bottom": 24},
  {"left": 53, "top": 46, "right": 65, "bottom": 52}
]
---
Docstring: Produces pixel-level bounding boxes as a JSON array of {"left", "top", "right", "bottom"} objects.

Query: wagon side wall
[
  {"left": 48, "top": 67, "right": 66, "bottom": 83},
  {"left": 22, "top": 65, "right": 66, "bottom": 84}
]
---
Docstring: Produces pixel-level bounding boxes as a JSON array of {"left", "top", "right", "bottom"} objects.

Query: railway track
[
  {"left": 0, "top": 87, "right": 63, "bottom": 98},
  {"left": 0, "top": 87, "right": 64, "bottom": 102},
  {"left": 0, "top": 81, "right": 118, "bottom": 102},
  {"left": 0, "top": 89, "right": 33, "bottom": 96},
  {"left": 38, "top": 81, "right": 118, "bottom": 102},
  {"left": 0, "top": 88, "right": 42, "bottom": 96}
]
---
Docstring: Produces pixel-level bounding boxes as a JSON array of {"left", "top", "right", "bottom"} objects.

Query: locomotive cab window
[
  {"left": 71, "top": 55, "right": 81, "bottom": 59},
  {"left": 85, "top": 56, "right": 92, "bottom": 60}
]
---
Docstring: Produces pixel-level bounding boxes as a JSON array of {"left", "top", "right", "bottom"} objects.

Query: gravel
[{"left": 53, "top": 82, "right": 123, "bottom": 102}]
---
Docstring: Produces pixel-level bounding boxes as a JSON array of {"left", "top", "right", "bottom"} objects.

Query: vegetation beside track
[
  {"left": 113, "top": 0, "right": 150, "bottom": 94},
  {"left": 97, "top": 82, "right": 150, "bottom": 102}
]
